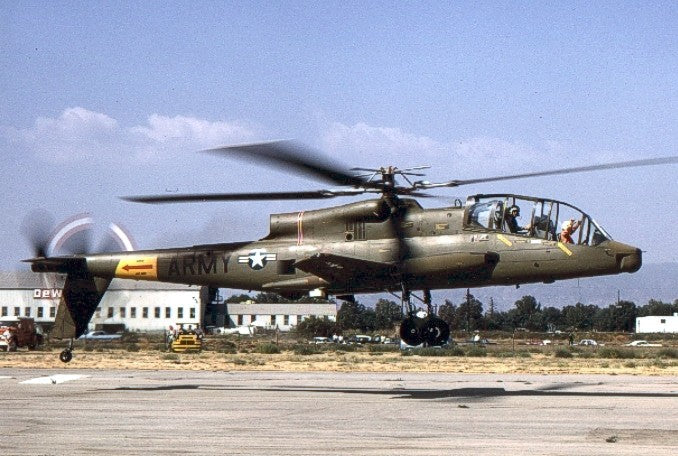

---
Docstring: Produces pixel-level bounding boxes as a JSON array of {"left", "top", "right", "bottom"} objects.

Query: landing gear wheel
[
  {"left": 399, "top": 316, "right": 423, "bottom": 347},
  {"left": 59, "top": 349, "right": 73, "bottom": 363},
  {"left": 423, "top": 317, "right": 450, "bottom": 346}
]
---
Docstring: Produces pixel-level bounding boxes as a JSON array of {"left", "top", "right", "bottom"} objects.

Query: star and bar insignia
[{"left": 238, "top": 249, "right": 277, "bottom": 270}]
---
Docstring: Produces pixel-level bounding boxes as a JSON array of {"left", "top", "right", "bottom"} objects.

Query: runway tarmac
[{"left": 1, "top": 369, "right": 676, "bottom": 455}]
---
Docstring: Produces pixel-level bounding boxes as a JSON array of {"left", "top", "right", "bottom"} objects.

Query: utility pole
[{"left": 465, "top": 288, "right": 471, "bottom": 332}]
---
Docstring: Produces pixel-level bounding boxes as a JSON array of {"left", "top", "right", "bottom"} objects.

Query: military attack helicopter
[{"left": 24, "top": 141, "right": 678, "bottom": 362}]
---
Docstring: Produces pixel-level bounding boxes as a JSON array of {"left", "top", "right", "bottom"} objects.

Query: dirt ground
[{"left": 2, "top": 345, "right": 676, "bottom": 376}]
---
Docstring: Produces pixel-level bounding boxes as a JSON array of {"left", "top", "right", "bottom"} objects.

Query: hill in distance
[{"left": 459, "top": 262, "right": 678, "bottom": 312}]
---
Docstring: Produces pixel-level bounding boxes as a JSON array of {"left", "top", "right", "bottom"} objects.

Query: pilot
[
  {"left": 504, "top": 205, "right": 529, "bottom": 234},
  {"left": 560, "top": 219, "right": 581, "bottom": 244}
]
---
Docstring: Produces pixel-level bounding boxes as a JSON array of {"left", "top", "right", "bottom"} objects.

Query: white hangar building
[
  {"left": 224, "top": 302, "right": 337, "bottom": 332},
  {"left": 0, "top": 271, "right": 203, "bottom": 333},
  {"left": 635, "top": 313, "right": 678, "bottom": 334}
]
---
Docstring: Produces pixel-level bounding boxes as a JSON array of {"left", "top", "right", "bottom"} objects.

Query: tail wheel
[{"left": 59, "top": 349, "right": 73, "bottom": 363}]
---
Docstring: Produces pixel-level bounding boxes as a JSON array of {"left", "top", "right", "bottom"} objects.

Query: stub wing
[{"left": 294, "top": 253, "right": 394, "bottom": 286}]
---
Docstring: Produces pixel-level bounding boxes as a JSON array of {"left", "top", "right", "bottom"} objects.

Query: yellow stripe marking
[
  {"left": 115, "top": 256, "right": 158, "bottom": 280},
  {"left": 557, "top": 242, "right": 573, "bottom": 256},
  {"left": 497, "top": 234, "right": 513, "bottom": 247}
]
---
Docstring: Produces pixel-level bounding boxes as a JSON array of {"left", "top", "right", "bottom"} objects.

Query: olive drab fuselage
[{"left": 81, "top": 194, "right": 642, "bottom": 298}]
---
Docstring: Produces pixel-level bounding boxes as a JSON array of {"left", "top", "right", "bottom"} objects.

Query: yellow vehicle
[
  {"left": 170, "top": 333, "right": 202, "bottom": 352},
  {"left": 168, "top": 324, "right": 203, "bottom": 353}
]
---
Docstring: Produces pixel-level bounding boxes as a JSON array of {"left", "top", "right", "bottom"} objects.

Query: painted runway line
[{"left": 20, "top": 374, "right": 89, "bottom": 384}]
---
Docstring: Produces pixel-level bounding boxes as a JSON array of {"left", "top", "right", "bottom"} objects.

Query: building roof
[{"left": 0, "top": 271, "right": 198, "bottom": 291}]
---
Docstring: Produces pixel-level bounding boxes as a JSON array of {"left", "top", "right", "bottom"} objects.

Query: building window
[
  {"left": 237, "top": 315, "right": 243, "bottom": 326},
  {"left": 250, "top": 315, "right": 256, "bottom": 324},
  {"left": 178, "top": 307, "right": 184, "bottom": 319},
  {"left": 14, "top": 307, "right": 20, "bottom": 317},
  {"left": 25, "top": 307, "right": 31, "bottom": 317},
  {"left": 108, "top": 307, "right": 114, "bottom": 318},
  {"left": 165, "top": 307, "right": 171, "bottom": 319},
  {"left": 154, "top": 307, "right": 161, "bottom": 319},
  {"left": 120, "top": 307, "right": 126, "bottom": 318},
  {"left": 661, "top": 319, "right": 666, "bottom": 324},
  {"left": 284, "top": 315, "right": 289, "bottom": 325},
  {"left": 270, "top": 315, "right": 275, "bottom": 325},
  {"left": 50, "top": 307, "right": 56, "bottom": 318},
  {"left": 142, "top": 307, "right": 149, "bottom": 318},
  {"left": 1, "top": 306, "right": 7, "bottom": 317},
  {"left": 130, "top": 307, "right": 137, "bottom": 318},
  {"left": 190, "top": 308, "right": 196, "bottom": 319},
  {"left": 37, "top": 307, "right": 44, "bottom": 318}
]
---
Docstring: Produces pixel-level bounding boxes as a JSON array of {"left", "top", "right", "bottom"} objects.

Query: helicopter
[{"left": 24, "top": 140, "right": 678, "bottom": 362}]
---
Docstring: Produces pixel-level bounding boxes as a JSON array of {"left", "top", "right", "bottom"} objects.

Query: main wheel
[
  {"left": 59, "top": 349, "right": 73, "bottom": 363},
  {"left": 399, "top": 316, "right": 424, "bottom": 347},
  {"left": 422, "top": 317, "right": 450, "bottom": 346}
]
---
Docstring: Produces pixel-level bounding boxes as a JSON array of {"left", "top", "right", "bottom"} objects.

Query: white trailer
[{"left": 635, "top": 313, "right": 678, "bottom": 333}]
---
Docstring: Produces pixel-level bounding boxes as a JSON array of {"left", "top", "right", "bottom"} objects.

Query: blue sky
[{"left": 1, "top": 2, "right": 677, "bottom": 304}]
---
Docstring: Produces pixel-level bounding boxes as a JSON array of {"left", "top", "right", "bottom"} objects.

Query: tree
[
  {"left": 374, "top": 299, "right": 401, "bottom": 330},
  {"left": 337, "top": 301, "right": 362, "bottom": 330},
  {"left": 457, "top": 292, "right": 484, "bottom": 331},
  {"left": 360, "top": 307, "right": 377, "bottom": 332},
  {"left": 592, "top": 306, "right": 614, "bottom": 332},
  {"left": 612, "top": 300, "right": 637, "bottom": 332},
  {"left": 562, "top": 302, "right": 597, "bottom": 330},
  {"left": 254, "top": 292, "right": 290, "bottom": 303},
  {"left": 438, "top": 300, "right": 457, "bottom": 327},
  {"left": 507, "top": 295, "right": 543, "bottom": 331},
  {"left": 541, "top": 306, "right": 563, "bottom": 332},
  {"left": 637, "top": 299, "right": 677, "bottom": 317},
  {"left": 296, "top": 316, "right": 338, "bottom": 338},
  {"left": 225, "top": 293, "right": 253, "bottom": 303},
  {"left": 483, "top": 298, "right": 506, "bottom": 330},
  {"left": 592, "top": 301, "right": 636, "bottom": 332}
]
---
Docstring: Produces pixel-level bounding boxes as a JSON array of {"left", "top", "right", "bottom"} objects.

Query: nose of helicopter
[{"left": 606, "top": 241, "right": 642, "bottom": 273}]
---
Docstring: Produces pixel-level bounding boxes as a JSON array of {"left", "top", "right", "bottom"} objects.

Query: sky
[{"left": 1, "top": 2, "right": 677, "bottom": 306}]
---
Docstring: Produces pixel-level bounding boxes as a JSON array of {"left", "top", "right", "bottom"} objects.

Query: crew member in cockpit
[
  {"left": 560, "top": 219, "right": 581, "bottom": 243},
  {"left": 504, "top": 205, "right": 529, "bottom": 234}
]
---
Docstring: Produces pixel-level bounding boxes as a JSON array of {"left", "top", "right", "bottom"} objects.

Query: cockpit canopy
[{"left": 465, "top": 194, "right": 612, "bottom": 246}]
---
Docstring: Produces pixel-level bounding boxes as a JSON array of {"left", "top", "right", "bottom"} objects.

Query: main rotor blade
[
  {"left": 424, "top": 155, "right": 678, "bottom": 188},
  {"left": 204, "top": 140, "right": 378, "bottom": 189},
  {"left": 122, "top": 189, "right": 367, "bottom": 204}
]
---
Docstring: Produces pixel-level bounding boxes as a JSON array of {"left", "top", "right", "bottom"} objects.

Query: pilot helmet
[{"left": 509, "top": 205, "right": 520, "bottom": 216}]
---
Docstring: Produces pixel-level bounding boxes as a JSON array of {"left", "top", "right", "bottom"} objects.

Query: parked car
[
  {"left": 311, "top": 336, "right": 331, "bottom": 344},
  {"left": 465, "top": 337, "right": 496, "bottom": 345},
  {"left": 347, "top": 335, "right": 372, "bottom": 344},
  {"left": 78, "top": 331, "right": 122, "bottom": 341},
  {"left": 626, "top": 340, "right": 662, "bottom": 347},
  {"left": 578, "top": 339, "right": 598, "bottom": 346}
]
